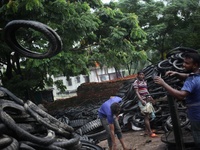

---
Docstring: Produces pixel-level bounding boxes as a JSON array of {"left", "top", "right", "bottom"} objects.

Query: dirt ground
[{"left": 97, "top": 130, "right": 168, "bottom": 150}]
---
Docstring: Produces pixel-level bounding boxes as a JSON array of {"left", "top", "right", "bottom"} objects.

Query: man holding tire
[{"left": 154, "top": 52, "right": 200, "bottom": 149}]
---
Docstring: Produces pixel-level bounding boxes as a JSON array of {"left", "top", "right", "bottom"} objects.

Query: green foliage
[
  {"left": 0, "top": 0, "right": 147, "bottom": 98},
  {"left": 118, "top": 0, "right": 200, "bottom": 62},
  {"left": 6, "top": 0, "right": 19, "bottom": 12},
  {"left": 54, "top": 80, "right": 66, "bottom": 93},
  {"left": 25, "top": 0, "right": 43, "bottom": 11},
  {"left": 93, "top": 5, "right": 147, "bottom": 74}
]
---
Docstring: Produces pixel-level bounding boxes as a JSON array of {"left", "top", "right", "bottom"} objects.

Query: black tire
[
  {"left": 53, "top": 133, "right": 80, "bottom": 148},
  {"left": 172, "top": 59, "right": 184, "bottom": 71},
  {"left": 26, "top": 100, "right": 73, "bottom": 132},
  {"left": 157, "top": 59, "right": 173, "bottom": 71},
  {"left": 17, "top": 123, "right": 48, "bottom": 134},
  {"left": 57, "top": 116, "right": 70, "bottom": 124},
  {"left": 176, "top": 101, "right": 187, "bottom": 110},
  {"left": 70, "top": 119, "right": 91, "bottom": 128},
  {"left": 19, "top": 142, "right": 36, "bottom": 150},
  {"left": 0, "top": 103, "right": 56, "bottom": 146},
  {"left": 0, "top": 100, "right": 30, "bottom": 123},
  {"left": 0, "top": 87, "right": 24, "bottom": 105},
  {"left": 24, "top": 102, "right": 71, "bottom": 138},
  {"left": 80, "top": 140, "right": 103, "bottom": 150},
  {"left": 86, "top": 130, "right": 107, "bottom": 143},
  {"left": 143, "top": 65, "right": 155, "bottom": 76},
  {"left": 116, "top": 82, "right": 134, "bottom": 100},
  {"left": 125, "top": 85, "right": 136, "bottom": 100},
  {"left": 20, "top": 141, "right": 65, "bottom": 150},
  {"left": 0, "top": 135, "right": 13, "bottom": 149},
  {"left": 4, "top": 20, "right": 62, "bottom": 59},
  {"left": 2, "top": 137, "right": 19, "bottom": 150},
  {"left": 131, "top": 112, "right": 144, "bottom": 128},
  {"left": 166, "top": 47, "right": 198, "bottom": 58},
  {"left": 165, "top": 112, "right": 189, "bottom": 130},
  {"left": 77, "top": 119, "right": 103, "bottom": 135},
  {"left": 121, "top": 100, "right": 138, "bottom": 112}
]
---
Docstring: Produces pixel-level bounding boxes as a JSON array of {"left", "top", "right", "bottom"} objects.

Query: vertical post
[{"left": 167, "top": 95, "right": 185, "bottom": 150}]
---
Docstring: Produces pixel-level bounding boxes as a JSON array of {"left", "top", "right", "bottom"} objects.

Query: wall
[{"left": 46, "top": 74, "right": 137, "bottom": 114}]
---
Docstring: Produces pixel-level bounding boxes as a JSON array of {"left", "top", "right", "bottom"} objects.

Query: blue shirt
[
  {"left": 98, "top": 96, "right": 122, "bottom": 124},
  {"left": 181, "top": 74, "right": 200, "bottom": 121}
]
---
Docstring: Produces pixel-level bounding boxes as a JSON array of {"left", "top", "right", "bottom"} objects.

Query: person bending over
[{"left": 98, "top": 96, "right": 131, "bottom": 150}]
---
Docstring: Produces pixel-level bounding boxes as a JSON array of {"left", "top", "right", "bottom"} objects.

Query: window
[
  {"left": 67, "top": 78, "right": 72, "bottom": 86},
  {"left": 84, "top": 75, "right": 89, "bottom": 83},
  {"left": 76, "top": 76, "right": 80, "bottom": 83},
  {"left": 109, "top": 73, "right": 117, "bottom": 80}
]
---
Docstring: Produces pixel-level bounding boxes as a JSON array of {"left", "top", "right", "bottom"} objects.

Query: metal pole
[{"left": 167, "top": 95, "right": 185, "bottom": 150}]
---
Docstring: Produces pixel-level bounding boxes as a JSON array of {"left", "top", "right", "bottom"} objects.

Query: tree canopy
[
  {"left": 2, "top": 0, "right": 200, "bottom": 99},
  {"left": 118, "top": 0, "right": 200, "bottom": 61},
  {"left": 0, "top": 0, "right": 146, "bottom": 98}
]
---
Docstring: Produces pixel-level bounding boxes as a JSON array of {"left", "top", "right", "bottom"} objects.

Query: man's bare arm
[{"left": 165, "top": 71, "right": 189, "bottom": 80}]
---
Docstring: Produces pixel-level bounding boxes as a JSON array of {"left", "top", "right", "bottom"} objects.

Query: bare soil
[{"left": 97, "top": 130, "right": 168, "bottom": 150}]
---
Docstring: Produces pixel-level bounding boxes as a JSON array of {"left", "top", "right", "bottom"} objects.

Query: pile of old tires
[
  {"left": 116, "top": 47, "right": 198, "bottom": 149},
  {"left": 1, "top": 20, "right": 103, "bottom": 149},
  {"left": 2, "top": 20, "right": 198, "bottom": 149},
  {"left": 0, "top": 87, "right": 103, "bottom": 150},
  {"left": 55, "top": 47, "right": 197, "bottom": 148}
]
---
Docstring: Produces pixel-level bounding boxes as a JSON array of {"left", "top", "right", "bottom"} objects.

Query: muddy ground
[{"left": 97, "top": 130, "right": 168, "bottom": 150}]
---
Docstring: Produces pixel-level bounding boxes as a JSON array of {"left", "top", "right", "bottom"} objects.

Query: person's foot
[
  {"left": 140, "top": 130, "right": 156, "bottom": 136},
  {"left": 151, "top": 129, "right": 156, "bottom": 133},
  {"left": 149, "top": 133, "right": 158, "bottom": 138}
]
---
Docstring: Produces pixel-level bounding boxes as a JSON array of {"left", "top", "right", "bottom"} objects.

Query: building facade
[{"left": 52, "top": 66, "right": 124, "bottom": 100}]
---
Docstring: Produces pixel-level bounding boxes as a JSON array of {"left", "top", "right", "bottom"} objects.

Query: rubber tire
[{"left": 4, "top": 20, "right": 62, "bottom": 59}]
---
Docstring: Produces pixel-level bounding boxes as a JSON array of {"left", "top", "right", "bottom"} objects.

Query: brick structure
[{"left": 46, "top": 74, "right": 137, "bottom": 114}]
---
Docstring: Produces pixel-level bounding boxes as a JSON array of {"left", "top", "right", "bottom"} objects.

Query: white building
[{"left": 52, "top": 66, "right": 125, "bottom": 100}]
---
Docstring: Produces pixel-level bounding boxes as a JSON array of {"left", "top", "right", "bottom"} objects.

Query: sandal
[{"left": 149, "top": 133, "right": 158, "bottom": 138}]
